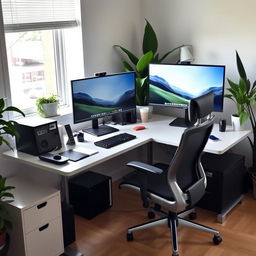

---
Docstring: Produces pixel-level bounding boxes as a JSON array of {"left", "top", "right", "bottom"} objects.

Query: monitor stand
[
  {"left": 169, "top": 109, "right": 194, "bottom": 128},
  {"left": 83, "top": 119, "right": 119, "bottom": 136}
]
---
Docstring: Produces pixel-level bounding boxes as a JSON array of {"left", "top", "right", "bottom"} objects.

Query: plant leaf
[
  {"left": 143, "top": 19, "right": 158, "bottom": 55},
  {"left": 114, "top": 45, "right": 139, "bottom": 66},
  {"left": 136, "top": 51, "right": 153, "bottom": 74},
  {"left": 4, "top": 106, "right": 25, "bottom": 117},
  {"left": 158, "top": 45, "right": 183, "bottom": 63},
  {"left": 236, "top": 50, "right": 247, "bottom": 81},
  {"left": 122, "top": 60, "right": 134, "bottom": 72}
]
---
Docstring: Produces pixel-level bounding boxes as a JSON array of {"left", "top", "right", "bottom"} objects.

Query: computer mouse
[
  {"left": 133, "top": 125, "right": 146, "bottom": 131},
  {"left": 53, "top": 154, "right": 62, "bottom": 160}
]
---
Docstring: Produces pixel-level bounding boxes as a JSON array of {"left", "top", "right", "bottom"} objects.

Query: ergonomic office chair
[{"left": 119, "top": 92, "right": 222, "bottom": 256}]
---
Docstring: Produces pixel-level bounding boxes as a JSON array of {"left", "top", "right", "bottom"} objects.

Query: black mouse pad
[{"left": 59, "top": 149, "right": 89, "bottom": 162}]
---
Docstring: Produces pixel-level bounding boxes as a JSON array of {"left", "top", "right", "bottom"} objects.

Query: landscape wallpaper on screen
[
  {"left": 72, "top": 73, "right": 135, "bottom": 122},
  {"left": 149, "top": 65, "right": 225, "bottom": 111}
]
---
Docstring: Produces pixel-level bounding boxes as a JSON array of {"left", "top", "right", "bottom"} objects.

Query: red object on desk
[{"left": 132, "top": 126, "right": 146, "bottom": 131}]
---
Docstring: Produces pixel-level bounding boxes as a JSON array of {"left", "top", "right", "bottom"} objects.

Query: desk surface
[{"left": 2, "top": 114, "right": 251, "bottom": 177}]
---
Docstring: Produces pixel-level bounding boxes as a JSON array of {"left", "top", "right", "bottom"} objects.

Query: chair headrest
[{"left": 188, "top": 91, "right": 214, "bottom": 122}]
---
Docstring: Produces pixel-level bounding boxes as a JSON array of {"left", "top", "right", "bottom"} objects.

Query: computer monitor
[
  {"left": 149, "top": 63, "right": 225, "bottom": 127},
  {"left": 71, "top": 72, "right": 136, "bottom": 136}
]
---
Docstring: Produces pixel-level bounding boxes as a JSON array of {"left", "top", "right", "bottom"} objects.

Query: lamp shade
[{"left": 180, "top": 45, "right": 194, "bottom": 63}]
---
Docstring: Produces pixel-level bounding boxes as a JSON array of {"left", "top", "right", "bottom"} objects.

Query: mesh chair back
[{"left": 167, "top": 116, "right": 214, "bottom": 208}]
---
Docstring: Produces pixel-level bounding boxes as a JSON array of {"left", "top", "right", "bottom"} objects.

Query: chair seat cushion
[{"left": 121, "top": 163, "right": 175, "bottom": 201}]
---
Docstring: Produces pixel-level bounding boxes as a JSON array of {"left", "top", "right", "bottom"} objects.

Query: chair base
[{"left": 126, "top": 210, "right": 222, "bottom": 256}]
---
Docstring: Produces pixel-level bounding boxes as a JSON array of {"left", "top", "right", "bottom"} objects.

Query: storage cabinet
[{"left": 6, "top": 176, "right": 64, "bottom": 256}]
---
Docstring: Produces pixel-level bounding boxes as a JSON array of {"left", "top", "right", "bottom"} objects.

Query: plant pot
[
  {"left": 0, "top": 233, "right": 9, "bottom": 256},
  {"left": 41, "top": 102, "right": 58, "bottom": 117},
  {"left": 231, "top": 114, "right": 243, "bottom": 131}
]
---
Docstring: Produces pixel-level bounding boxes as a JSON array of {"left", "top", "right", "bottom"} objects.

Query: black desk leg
[
  {"left": 61, "top": 176, "right": 84, "bottom": 256},
  {"left": 147, "top": 141, "right": 153, "bottom": 165}
]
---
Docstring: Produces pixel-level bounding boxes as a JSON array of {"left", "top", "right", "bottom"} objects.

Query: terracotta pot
[{"left": 0, "top": 232, "right": 6, "bottom": 250}]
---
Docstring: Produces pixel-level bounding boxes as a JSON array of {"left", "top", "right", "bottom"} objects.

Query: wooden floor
[{"left": 70, "top": 181, "right": 256, "bottom": 256}]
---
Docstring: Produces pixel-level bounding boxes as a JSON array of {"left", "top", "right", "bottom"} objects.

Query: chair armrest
[{"left": 127, "top": 161, "right": 163, "bottom": 174}]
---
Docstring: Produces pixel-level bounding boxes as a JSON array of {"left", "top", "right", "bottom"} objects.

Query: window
[{"left": 1, "top": 0, "right": 84, "bottom": 115}]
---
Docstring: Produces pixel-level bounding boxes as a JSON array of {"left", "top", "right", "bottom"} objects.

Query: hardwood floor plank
[{"left": 69, "top": 181, "right": 256, "bottom": 256}]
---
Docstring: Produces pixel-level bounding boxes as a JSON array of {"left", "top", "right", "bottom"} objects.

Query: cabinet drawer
[
  {"left": 26, "top": 217, "right": 64, "bottom": 256},
  {"left": 23, "top": 193, "right": 61, "bottom": 233}
]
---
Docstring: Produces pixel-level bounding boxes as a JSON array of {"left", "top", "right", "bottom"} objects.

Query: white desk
[
  {"left": 2, "top": 114, "right": 251, "bottom": 256},
  {"left": 3, "top": 114, "right": 251, "bottom": 177}
]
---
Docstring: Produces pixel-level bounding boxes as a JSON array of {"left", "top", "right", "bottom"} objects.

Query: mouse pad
[{"left": 59, "top": 149, "right": 89, "bottom": 162}]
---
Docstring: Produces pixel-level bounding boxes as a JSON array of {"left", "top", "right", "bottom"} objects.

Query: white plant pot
[
  {"left": 231, "top": 114, "right": 242, "bottom": 131},
  {"left": 41, "top": 102, "right": 58, "bottom": 117}
]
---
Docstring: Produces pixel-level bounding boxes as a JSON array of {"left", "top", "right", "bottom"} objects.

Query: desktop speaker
[
  {"left": 112, "top": 109, "right": 137, "bottom": 125},
  {"left": 197, "top": 152, "right": 246, "bottom": 213},
  {"left": 14, "top": 119, "right": 62, "bottom": 156},
  {"left": 69, "top": 171, "right": 112, "bottom": 219}
]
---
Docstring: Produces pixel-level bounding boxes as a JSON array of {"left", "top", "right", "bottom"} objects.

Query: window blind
[{"left": 2, "top": 0, "right": 79, "bottom": 32}]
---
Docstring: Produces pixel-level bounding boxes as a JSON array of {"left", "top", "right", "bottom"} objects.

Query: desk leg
[
  {"left": 64, "top": 246, "right": 83, "bottom": 256},
  {"left": 147, "top": 142, "right": 153, "bottom": 165},
  {"left": 61, "top": 176, "right": 84, "bottom": 256}
]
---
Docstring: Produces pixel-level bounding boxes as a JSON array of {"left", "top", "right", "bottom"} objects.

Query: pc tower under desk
[{"left": 197, "top": 152, "right": 246, "bottom": 215}]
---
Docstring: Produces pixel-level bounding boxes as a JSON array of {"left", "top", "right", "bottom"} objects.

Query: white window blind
[{"left": 2, "top": 0, "right": 79, "bottom": 32}]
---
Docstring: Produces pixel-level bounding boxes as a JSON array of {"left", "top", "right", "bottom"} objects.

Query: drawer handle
[
  {"left": 37, "top": 202, "right": 47, "bottom": 209},
  {"left": 39, "top": 223, "right": 49, "bottom": 232}
]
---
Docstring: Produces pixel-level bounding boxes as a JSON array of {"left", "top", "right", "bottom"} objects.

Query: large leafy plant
[
  {"left": 114, "top": 19, "right": 182, "bottom": 106},
  {"left": 0, "top": 98, "right": 25, "bottom": 149},
  {"left": 225, "top": 51, "right": 256, "bottom": 172}
]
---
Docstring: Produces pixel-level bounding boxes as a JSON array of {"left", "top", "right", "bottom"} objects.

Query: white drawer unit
[{"left": 5, "top": 176, "right": 64, "bottom": 256}]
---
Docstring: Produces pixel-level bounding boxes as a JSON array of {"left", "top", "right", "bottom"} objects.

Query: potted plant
[
  {"left": 0, "top": 98, "right": 25, "bottom": 254},
  {"left": 0, "top": 176, "right": 15, "bottom": 253},
  {"left": 0, "top": 98, "right": 25, "bottom": 150},
  {"left": 114, "top": 19, "right": 183, "bottom": 111},
  {"left": 225, "top": 51, "right": 256, "bottom": 197},
  {"left": 36, "top": 94, "right": 59, "bottom": 118}
]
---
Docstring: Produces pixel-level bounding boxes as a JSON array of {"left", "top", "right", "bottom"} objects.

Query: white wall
[
  {"left": 81, "top": 0, "right": 142, "bottom": 76},
  {"left": 142, "top": 0, "right": 256, "bottom": 165}
]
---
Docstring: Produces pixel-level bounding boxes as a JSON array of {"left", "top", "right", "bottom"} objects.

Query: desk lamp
[{"left": 179, "top": 45, "right": 194, "bottom": 64}]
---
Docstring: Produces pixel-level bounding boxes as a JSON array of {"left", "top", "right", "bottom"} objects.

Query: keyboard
[{"left": 94, "top": 133, "right": 136, "bottom": 149}]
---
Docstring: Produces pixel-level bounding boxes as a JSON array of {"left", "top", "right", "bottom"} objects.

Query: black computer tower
[
  {"left": 69, "top": 171, "right": 112, "bottom": 219},
  {"left": 197, "top": 152, "right": 246, "bottom": 213}
]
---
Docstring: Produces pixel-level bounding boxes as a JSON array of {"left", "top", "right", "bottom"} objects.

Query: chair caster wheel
[
  {"left": 189, "top": 212, "right": 197, "bottom": 220},
  {"left": 127, "top": 232, "right": 133, "bottom": 241},
  {"left": 148, "top": 211, "right": 155, "bottom": 219},
  {"left": 213, "top": 235, "right": 222, "bottom": 245}
]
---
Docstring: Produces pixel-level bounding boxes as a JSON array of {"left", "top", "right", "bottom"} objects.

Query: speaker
[
  {"left": 69, "top": 171, "right": 112, "bottom": 219},
  {"left": 14, "top": 119, "right": 62, "bottom": 156},
  {"left": 112, "top": 109, "right": 137, "bottom": 125}
]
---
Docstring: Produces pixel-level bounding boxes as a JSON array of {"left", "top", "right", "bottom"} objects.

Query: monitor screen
[
  {"left": 71, "top": 72, "right": 136, "bottom": 124},
  {"left": 149, "top": 64, "right": 225, "bottom": 112}
]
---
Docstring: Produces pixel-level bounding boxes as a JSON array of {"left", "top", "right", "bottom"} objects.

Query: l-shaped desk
[{"left": 2, "top": 114, "right": 251, "bottom": 256}]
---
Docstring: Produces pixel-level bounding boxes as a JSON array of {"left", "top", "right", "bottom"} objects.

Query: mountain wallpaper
[
  {"left": 149, "top": 75, "right": 223, "bottom": 111},
  {"left": 73, "top": 89, "right": 135, "bottom": 121}
]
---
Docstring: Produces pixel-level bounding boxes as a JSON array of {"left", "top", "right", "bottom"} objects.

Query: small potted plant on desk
[
  {"left": 36, "top": 94, "right": 59, "bottom": 118},
  {"left": 225, "top": 51, "right": 256, "bottom": 198},
  {"left": 114, "top": 19, "right": 183, "bottom": 118},
  {"left": 0, "top": 98, "right": 25, "bottom": 255}
]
